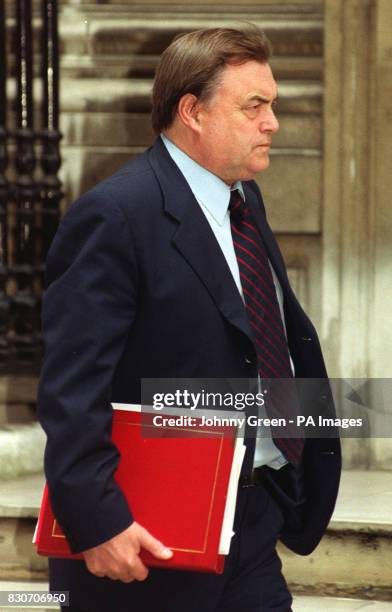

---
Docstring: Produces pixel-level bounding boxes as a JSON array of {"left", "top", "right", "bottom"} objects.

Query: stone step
[
  {"left": 292, "top": 596, "right": 392, "bottom": 611},
  {"left": 1, "top": 470, "right": 392, "bottom": 602},
  {"left": 5, "top": 110, "right": 321, "bottom": 150},
  {"left": 59, "top": 0, "right": 323, "bottom": 10},
  {"left": 0, "top": 474, "right": 47, "bottom": 581},
  {"left": 5, "top": 38, "right": 322, "bottom": 81},
  {"left": 60, "top": 54, "right": 323, "bottom": 81},
  {"left": 5, "top": 77, "right": 323, "bottom": 116},
  {"left": 280, "top": 470, "right": 392, "bottom": 601},
  {"left": 0, "top": 377, "right": 38, "bottom": 405},
  {"left": 0, "top": 581, "right": 59, "bottom": 611},
  {"left": 0, "top": 423, "right": 45, "bottom": 480},
  {"left": 0, "top": 582, "right": 390, "bottom": 612},
  {"left": 0, "top": 404, "right": 36, "bottom": 425},
  {"left": 4, "top": 7, "right": 322, "bottom": 61},
  {"left": 58, "top": 16, "right": 322, "bottom": 59}
]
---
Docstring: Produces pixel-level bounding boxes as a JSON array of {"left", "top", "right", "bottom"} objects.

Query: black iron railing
[
  {"left": 0, "top": 0, "right": 61, "bottom": 372},
  {"left": 0, "top": 0, "right": 10, "bottom": 368}
]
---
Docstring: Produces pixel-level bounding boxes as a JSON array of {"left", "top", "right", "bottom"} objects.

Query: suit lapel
[{"left": 148, "top": 138, "right": 253, "bottom": 345}]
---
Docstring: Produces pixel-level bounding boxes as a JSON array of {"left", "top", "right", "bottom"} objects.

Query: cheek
[{"left": 206, "top": 125, "right": 234, "bottom": 155}]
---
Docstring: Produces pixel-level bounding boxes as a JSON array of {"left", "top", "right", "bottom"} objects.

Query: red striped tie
[{"left": 229, "top": 190, "right": 304, "bottom": 466}]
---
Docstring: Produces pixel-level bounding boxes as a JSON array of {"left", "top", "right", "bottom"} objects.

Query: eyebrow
[{"left": 245, "top": 94, "right": 278, "bottom": 104}]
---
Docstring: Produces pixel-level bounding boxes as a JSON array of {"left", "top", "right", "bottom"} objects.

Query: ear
[{"left": 176, "top": 93, "right": 203, "bottom": 133}]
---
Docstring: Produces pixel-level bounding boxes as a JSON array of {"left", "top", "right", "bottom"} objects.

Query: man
[{"left": 38, "top": 26, "right": 341, "bottom": 612}]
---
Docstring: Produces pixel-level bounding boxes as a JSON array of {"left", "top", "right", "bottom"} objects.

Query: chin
[
  {"left": 255, "top": 157, "right": 271, "bottom": 172},
  {"left": 239, "top": 161, "right": 270, "bottom": 181},
  {"left": 245, "top": 155, "right": 271, "bottom": 178}
]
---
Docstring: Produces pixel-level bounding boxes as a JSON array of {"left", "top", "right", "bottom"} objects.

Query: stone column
[
  {"left": 369, "top": 0, "right": 392, "bottom": 378},
  {"left": 323, "top": 0, "right": 374, "bottom": 378},
  {"left": 367, "top": 0, "right": 392, "bottom": 467},
  {"left": 323, "top": 0, "right": 392, "bottom": 467}
]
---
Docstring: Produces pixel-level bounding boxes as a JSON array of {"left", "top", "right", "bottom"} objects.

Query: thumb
[{"left": 139, "top": 528, "right": 173, "bottom": 560}]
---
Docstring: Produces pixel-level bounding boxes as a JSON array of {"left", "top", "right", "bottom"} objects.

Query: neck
[{"left": 162, "top": 131, "right": 235, "bottom": 187}]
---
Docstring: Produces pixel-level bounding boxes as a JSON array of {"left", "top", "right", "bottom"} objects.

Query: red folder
[{"left": 34, "top": 406, "right": 239, "bottom": 573}]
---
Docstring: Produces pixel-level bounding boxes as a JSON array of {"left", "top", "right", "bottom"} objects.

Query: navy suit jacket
[{"left": 38, "top": 137, "right": 341, "bottom": 558}]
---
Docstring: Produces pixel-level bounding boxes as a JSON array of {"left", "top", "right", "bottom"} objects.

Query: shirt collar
[{"left": 161, "top": 134, "right": 245, "bottom": 226}]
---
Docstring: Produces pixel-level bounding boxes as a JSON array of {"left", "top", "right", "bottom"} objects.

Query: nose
[
  {"left": 261, "top": 106, "right": 279, "bottom": 134},
  {"left": 270, "top": 108, "right": 279, "bottom": 133}
]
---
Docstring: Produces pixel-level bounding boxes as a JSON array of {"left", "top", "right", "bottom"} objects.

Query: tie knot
[{"left": 229, "top": 190, "right": 246, "bottom": 221}]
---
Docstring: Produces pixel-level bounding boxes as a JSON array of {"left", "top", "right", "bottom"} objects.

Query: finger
[
  {"left": 97, "top": 567, "right": 127, "bottom": 582},
  {"left": 85, "top": 562, "right": 106, "bottom": 578},
  {"left": 99, "top": 568, "right": 134, "bottom": 582},
  {"left": 91, "top": 570, "right": 106, "bottom": 578},
  {"left": 129, "top": 555, "right": 149, "bottom": 582},
  {"left": 106, "top": 572, "right": 133, "bottom": 582},
  {"left": 138, "top": 529, "right": 173, "bottom": 560},
  {"left": 120, "top": 573, "right": 136, "bottom": 584}
]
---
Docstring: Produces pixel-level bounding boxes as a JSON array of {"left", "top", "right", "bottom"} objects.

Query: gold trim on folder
[{"left": 51, "top": 423, "right": 228, "bottom": 556}]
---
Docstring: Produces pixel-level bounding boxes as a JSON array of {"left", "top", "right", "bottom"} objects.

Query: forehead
[{"left": 216, "top": 60, "right": 277, "bottom": 100}]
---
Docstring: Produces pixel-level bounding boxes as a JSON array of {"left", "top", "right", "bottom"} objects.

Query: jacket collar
[{"left": 160, "top": 134, "right": 245, "bottom": 227}]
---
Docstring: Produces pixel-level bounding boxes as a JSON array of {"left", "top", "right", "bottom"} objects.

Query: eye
[{"left": 243, "top": 104, "right": 261, "bottom": 117}]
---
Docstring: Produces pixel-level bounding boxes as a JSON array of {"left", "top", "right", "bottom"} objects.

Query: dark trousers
[{"left": 55, "top": 482, "right": 292, "bottom": 612}]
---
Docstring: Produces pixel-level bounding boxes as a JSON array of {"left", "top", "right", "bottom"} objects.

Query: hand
[{"left": 82, "top": 521, "right": 173, "bottom": 583}]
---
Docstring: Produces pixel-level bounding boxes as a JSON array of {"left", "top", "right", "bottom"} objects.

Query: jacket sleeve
[{"left": 37, "top": 188, "right": 138, "bottom": 553}]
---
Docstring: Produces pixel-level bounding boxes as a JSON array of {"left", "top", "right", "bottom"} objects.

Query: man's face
[{"left": 196, "top": 60, "right": 279, "bottom": 184}]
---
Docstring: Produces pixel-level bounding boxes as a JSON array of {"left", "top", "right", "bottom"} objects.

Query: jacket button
[{"left": 244, "top": 355, "right": 253, "bottom": 365}]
